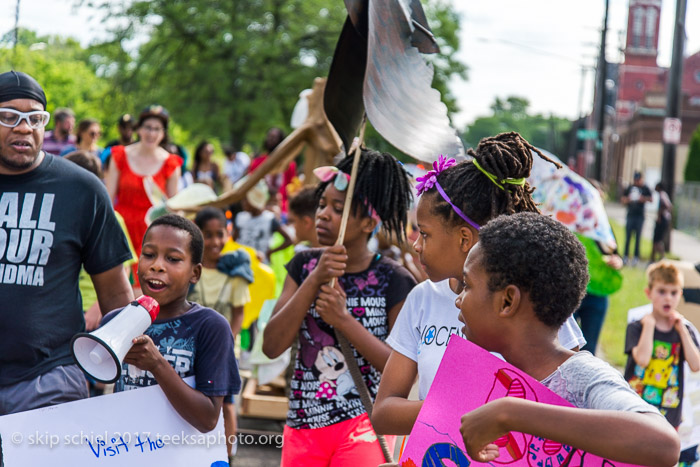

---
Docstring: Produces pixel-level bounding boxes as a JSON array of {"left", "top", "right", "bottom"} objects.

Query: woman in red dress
[{"left": 105, "top": 105, "right": 182, "bottom": 286}]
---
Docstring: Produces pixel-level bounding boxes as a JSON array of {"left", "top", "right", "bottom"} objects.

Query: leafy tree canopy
[
  {"left": 463, "top": 96, "right": 572, "bottom": 157},
  {"left": 81, "top": 0, "right": 466, "bottom": 157},
  {"left": 0, "top": 30, "right": 117, "bottom": 135}
]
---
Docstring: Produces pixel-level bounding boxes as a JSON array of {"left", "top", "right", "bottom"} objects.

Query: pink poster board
[{"left": 400, "top": 336, "right": 639, "bottom": 467}]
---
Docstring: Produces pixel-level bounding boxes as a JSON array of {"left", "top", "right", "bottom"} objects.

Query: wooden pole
[
  {"left": 335, "top": 118, "right": 367, "bottom": 246},
  {"left": 330, "top": 116, "right": 366, "bottom": 287}
]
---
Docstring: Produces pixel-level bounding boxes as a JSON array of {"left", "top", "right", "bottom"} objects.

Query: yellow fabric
[
  {"left": 190, "top": 268, "right": 251, "bottom": 322},
  {"left": 115, "top": 212, "right": 138, "bottom": 269},
  {"left": 78, "top": 268, "right": 98, "bottom": 311},
  {"left": 222, "top": 240, "right": 277, "bottom": 329}
]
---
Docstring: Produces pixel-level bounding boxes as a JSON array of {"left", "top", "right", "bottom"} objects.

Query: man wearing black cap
[
  {"left": 104, "top": 114, "right": 135, "bottom": 150},
  {"left": 621, "top": 171, "right": 652, "bottom": 266},
  {"left": 0, "top": 71, "right": 134, "bottom": 414}
]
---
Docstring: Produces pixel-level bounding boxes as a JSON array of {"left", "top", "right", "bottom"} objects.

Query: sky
[{"left": 1, "top": 0, "right": 699, "bottom": 129}]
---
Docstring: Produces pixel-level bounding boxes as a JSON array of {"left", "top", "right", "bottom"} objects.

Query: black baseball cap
[
  {"left": 0, "top": 71, "right": 47, "bottom": 109},
  {"left": 118, "top": 113, "right": 134, "bottom": 127}
]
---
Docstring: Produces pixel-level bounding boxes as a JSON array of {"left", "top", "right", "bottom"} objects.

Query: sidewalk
[{"left": 604, "top": 201, "right": 700, "bottom": 264}]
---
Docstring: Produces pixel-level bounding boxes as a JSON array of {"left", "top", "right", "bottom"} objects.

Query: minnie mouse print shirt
[{"left": 285, "top": 249, "right": 416, "bottom": 429}]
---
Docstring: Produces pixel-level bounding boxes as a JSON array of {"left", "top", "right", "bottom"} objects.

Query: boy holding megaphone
[{"left": 98, "top": 214, "right": 240, "bottom": 433}]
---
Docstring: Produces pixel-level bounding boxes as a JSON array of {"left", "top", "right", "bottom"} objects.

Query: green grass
[{"left": 598, "top": 263, "right": 648, "bottom": 369}]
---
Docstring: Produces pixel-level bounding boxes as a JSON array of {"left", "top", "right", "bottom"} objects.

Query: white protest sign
[{"left": 0, "top": 377, "right": 229, "bottom": 466}]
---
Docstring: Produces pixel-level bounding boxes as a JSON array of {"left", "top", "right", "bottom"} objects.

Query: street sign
[
  {"left": 576, "top": 129, "right": 598, "bottom": 140},
  {"left": 663, "top": 117, "right": 682, "bottom": 144}
]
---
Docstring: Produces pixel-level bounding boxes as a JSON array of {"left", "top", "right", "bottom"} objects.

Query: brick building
[{"left": 611, "top": 0, "right": 700, "bottom": 188}]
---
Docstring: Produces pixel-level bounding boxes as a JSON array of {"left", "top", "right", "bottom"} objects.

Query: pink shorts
[{"left": 281, "top": 413, "right": 395, "bottom": 467}]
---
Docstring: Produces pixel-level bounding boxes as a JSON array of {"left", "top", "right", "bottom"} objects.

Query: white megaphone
[{"left": 71, "top": 295, "right": 160, "bottom": 383}]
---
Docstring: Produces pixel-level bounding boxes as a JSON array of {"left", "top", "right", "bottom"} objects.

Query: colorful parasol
[{"left": 528, "top": 149, "right": 617, "bottom": 251}]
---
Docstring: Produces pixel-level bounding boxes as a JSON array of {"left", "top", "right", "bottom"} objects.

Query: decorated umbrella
[{"left": 528, "top": 149, "right": 617, "bottom": 251}]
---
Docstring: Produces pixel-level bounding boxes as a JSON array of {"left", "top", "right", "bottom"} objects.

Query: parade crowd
[{"left": 0, "top": 70, "right": 693, "bottom": 467}]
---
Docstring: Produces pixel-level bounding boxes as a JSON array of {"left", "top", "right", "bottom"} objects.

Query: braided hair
[
  {"left": 426, "top": 132, "right": 561, "bottom": 227},
  {"left": 316, "top": 148, "right": 413, "bottom": 243}
]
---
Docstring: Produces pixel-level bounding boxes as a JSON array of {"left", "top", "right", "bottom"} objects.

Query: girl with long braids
[
  {"left": 263, "top": 148, "right": 416, "bottom": 466},
  {"left": 372, "top": 132, "right": 586, "bottom": 435}
]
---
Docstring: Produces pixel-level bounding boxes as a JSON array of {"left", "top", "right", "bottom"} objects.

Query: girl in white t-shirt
[{"left": 372, "top": 132, "right": 587, "bottom": 435}]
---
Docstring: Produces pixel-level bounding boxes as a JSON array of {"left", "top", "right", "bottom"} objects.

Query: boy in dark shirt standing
[
  {"left": 621, "top": 171, "right": 652, "bottom": 266},
  {"left": 102, "top": 214, "right": 240, "bottom": 433}
]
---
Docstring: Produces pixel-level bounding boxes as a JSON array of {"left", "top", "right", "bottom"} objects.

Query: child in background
[
  {"left": 190, "top": 207, "right": 252, "bottom": 461},
  {"left": 191, "top": 207, "right": 251, "bottom": 336},
  {"left": 287, "top": 186, "right": 320, "bottom": 252},
  {"left": 262, "top": 149, "right": 416, "bottom": 466},
  {"left": 625, "top": 261, "right": 700, "bottom": 462},
  {"left": 457, "top": 212, "right": 679, "bottom": 466},
  {"left": 373, "top": 133, "right": 585, "bottom": 435},
  {"left": 283, "top": 186, "right": 321, "bottom": 393},
  {"left": 234, "top": 179, "right": 293, "bottom": 263},
  {"left": 102, "top": 214, "right": 240, "bottom": 433}
]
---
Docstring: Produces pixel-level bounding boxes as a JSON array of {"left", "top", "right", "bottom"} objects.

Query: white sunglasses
[{"left": 0, "top": 108, "right": 51, "bottom": 129}]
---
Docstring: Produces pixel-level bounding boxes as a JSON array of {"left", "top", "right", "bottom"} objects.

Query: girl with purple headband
[
  {"left": 372, "top": 132, "right": 587, "bottom": 436},
  {"left": 262, "top": 148, "right": 416, "bottom": 466}
]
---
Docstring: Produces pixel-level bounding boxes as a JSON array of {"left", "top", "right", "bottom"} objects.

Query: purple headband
[{"left": 415, "top": 155, "right": 481, "bottom": 231}]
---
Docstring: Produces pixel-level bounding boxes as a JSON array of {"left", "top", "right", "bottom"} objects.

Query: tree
[
  {"left": 0, "top": 30, "right": 124, "bottom": 140},
  {"left": 463, "top": 96, "right": 572, "bottom": 156},
  {"left": 84, "top": 0, "right": 466, "bottom": 155},
  {"left": 686, "top": 124, "right": 700, "bottom": 182}
]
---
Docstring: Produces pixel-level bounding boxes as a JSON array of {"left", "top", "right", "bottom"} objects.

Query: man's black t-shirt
[
  {"left": 623, "top": 184, "right": 652, "bottom": 218},
  {"left": 0, "top": 154, "right": 131, "bottom": 385}
]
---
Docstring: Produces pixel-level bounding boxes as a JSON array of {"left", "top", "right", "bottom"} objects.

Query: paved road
[{"left": 230, "top": 408, "right": 283, "bottom": 466}]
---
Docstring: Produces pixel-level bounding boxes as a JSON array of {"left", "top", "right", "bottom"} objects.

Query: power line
[{"left": 475, "top": 36, "right": 584, "bottom": 64}]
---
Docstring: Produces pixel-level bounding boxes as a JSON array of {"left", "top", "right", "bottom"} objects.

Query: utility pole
[
  {"left": 661, "top": 0, "right": 687, "bottom": 204},
  {"left": 593, "top": 0, "right": 610, "bottom": 182},
  {"left": 577, "top": 66, "right": 588, "bottom": 119},
  {"left": 14, "top": 0, "right": 20, "bottom": 49}
]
